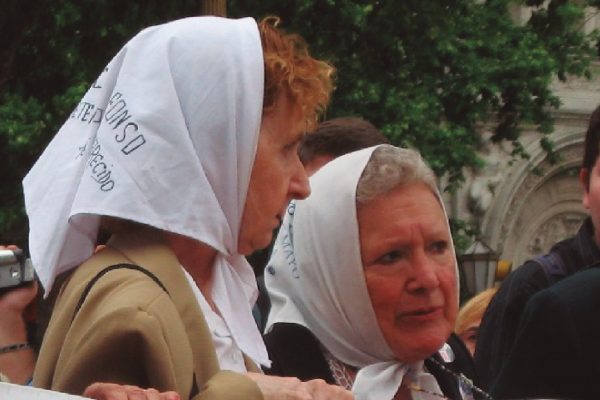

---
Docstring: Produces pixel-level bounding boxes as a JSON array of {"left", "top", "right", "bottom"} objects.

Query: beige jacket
[{"left": 33, "top": 228, "right": 263, "bottom": 400}]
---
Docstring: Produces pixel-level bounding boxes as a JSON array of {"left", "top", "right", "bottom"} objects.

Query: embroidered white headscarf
[
  {"left": 265, "top": 145, "right": 458, "bottom": 399},
  {"left": 23, "top": 16, "right": 270, "bottom": 367}
]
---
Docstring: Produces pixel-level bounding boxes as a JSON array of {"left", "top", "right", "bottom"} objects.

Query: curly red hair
[{"left": 258, "top": 16, "right": 335, "bottom": 131}]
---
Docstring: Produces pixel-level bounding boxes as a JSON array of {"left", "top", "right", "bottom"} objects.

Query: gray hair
[{"left": 356, "top": 145, "right": 438, "bottom": 204}]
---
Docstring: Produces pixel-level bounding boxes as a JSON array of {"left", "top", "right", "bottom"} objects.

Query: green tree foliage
[
  {"left": 0, "top": 1, "right": 202, "bottom": 246},
  {"left": 230, "top": 0, "right": 598, "bottom": 185},
  {"left": 230, "top": 0, "right": 599, "bottom": 249},
  {"left": 1, "top": 1, "right": 598, "bottom": 249}
]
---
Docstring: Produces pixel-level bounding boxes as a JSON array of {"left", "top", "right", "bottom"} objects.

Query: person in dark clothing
[
  {"left": 491, "top": 266, "right": 600, "bottom": 399},
  {"left": 474, "top": 104, "right": 600, "bottom": 390}
]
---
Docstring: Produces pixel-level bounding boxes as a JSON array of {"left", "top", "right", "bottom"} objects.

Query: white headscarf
[
  {"left": 23, "top": 16, "right": 270, "bottom": 367},
  {"left": 265, "top": 145, "right": 457, "bottom": 399}
]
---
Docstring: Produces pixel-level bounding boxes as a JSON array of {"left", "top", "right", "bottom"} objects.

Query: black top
[
  {"left": 264, "top": 322, "right": 478, "bottom": 399},
  {"left": 475, "top": 217, "right": 600, "bottom": 390},
  {"left": 491, "top": 266, "right": 600, "bottom": 399}
]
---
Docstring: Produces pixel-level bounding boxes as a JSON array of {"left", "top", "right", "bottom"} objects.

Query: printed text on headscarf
[{"left": 72, "top": 72, "right": 147, "bottom": 192}]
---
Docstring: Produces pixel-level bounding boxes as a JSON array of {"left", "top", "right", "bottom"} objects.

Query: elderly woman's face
[
  {"left": 238, "top": 94, "right": 310, "bottom": 255},
  {"left": 358, "top": 182, "right": 458, "bottom": 362}
]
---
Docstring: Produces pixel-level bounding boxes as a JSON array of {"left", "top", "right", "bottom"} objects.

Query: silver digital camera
[{"left": 0, "top": 249, "right": 35, "bottom": 290}]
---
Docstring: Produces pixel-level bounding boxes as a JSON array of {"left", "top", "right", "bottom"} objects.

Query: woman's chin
[
  {"left": 389, "top": 330, "right": 451, "bottom": 362},
  {"left": 238, "top": 232, "right": 274, "bottom": 255}
]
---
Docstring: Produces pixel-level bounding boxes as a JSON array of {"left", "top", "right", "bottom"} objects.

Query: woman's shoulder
[
  {"left": 55, "top": 251, "right": 182, "bottom": 325},
  {"left": 35, "top": 253, "right": 196, "bottom": 394}
]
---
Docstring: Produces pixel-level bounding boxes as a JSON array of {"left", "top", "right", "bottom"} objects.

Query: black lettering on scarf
[
  {"left": 106, "top": 93, "right": 132, "bottom": 129},
  {"left": 72, "top": 92, "right": 148, "bottom": 156},
  {"left": 278, "top": 203, "right": 300, "bottom": 278},
  {"left": 106, "top": 92, "right": 147, "bottom": 155},
  {"left": 281, "top": 231, "right": 300, "bottom": 279},
  {"left": 70, "top": 102, "right": 104, "bottom": 125},
  {"left": 88, "top": 138, "right": 115, "bottom": 191}
]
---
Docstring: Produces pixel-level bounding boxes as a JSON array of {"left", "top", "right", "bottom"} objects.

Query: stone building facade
[{"left": 449, "top": 72, "right": 600, "bottom": 270}]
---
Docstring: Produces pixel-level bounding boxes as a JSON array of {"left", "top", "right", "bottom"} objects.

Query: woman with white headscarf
[
  {"left": 23, "top": 15, "right": 350, "bottom": 400},
  {"left": 264, "top": 145, "right": 484, "bottom": 400}
]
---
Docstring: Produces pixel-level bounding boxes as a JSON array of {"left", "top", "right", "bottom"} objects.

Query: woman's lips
[{"left": 397, "top": 306, "right": 443, "bottom": 322}]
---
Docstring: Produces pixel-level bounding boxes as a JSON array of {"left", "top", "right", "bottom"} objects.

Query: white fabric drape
[
  {"left": 265, "top": 145, "right": 456, "bottom": 399},
  {"left": 23, "top": 16, "right": 270, "bottom": 367}
]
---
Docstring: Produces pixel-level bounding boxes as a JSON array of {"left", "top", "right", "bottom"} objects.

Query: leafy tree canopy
[
  {"left": 0, "top": 1, "right": 202, "bottom": 245},
  {"left": 230, "top": 0, "right": 599, "bottom": 185},
  {"left": 1, "top": 0, "right": 599, "bottom": 248}
]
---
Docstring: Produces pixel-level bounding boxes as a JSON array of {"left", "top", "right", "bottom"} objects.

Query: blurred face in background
[{"left": 455, "top": 287, "right": 498, "bottom": 356}]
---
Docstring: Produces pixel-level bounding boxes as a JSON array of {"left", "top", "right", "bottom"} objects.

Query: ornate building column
[{"left": 480, "top": 128, "right": 587, "bottom": 267}]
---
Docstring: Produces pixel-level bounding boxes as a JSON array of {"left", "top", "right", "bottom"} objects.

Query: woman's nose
[
  {"left": 289, "top": 160, "right": 311, "bottom": 200},
  {"left": 406, "top": 253, "right": 440, "bottom": 293}
]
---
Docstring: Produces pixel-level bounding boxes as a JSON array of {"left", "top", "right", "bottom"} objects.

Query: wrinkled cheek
[{"left": 443, "top": 275, "right": 460, "bottom": 325}]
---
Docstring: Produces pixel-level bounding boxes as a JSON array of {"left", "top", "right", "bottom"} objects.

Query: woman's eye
[
  {"left": 377, "top": 250, "right": 405, "bottom": 265},
  {"left": 463, "top": 328, "right": 478, "bottom": 342},
  {"left": 429, "top": 240, "right": 448, "bottom": 254}
]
